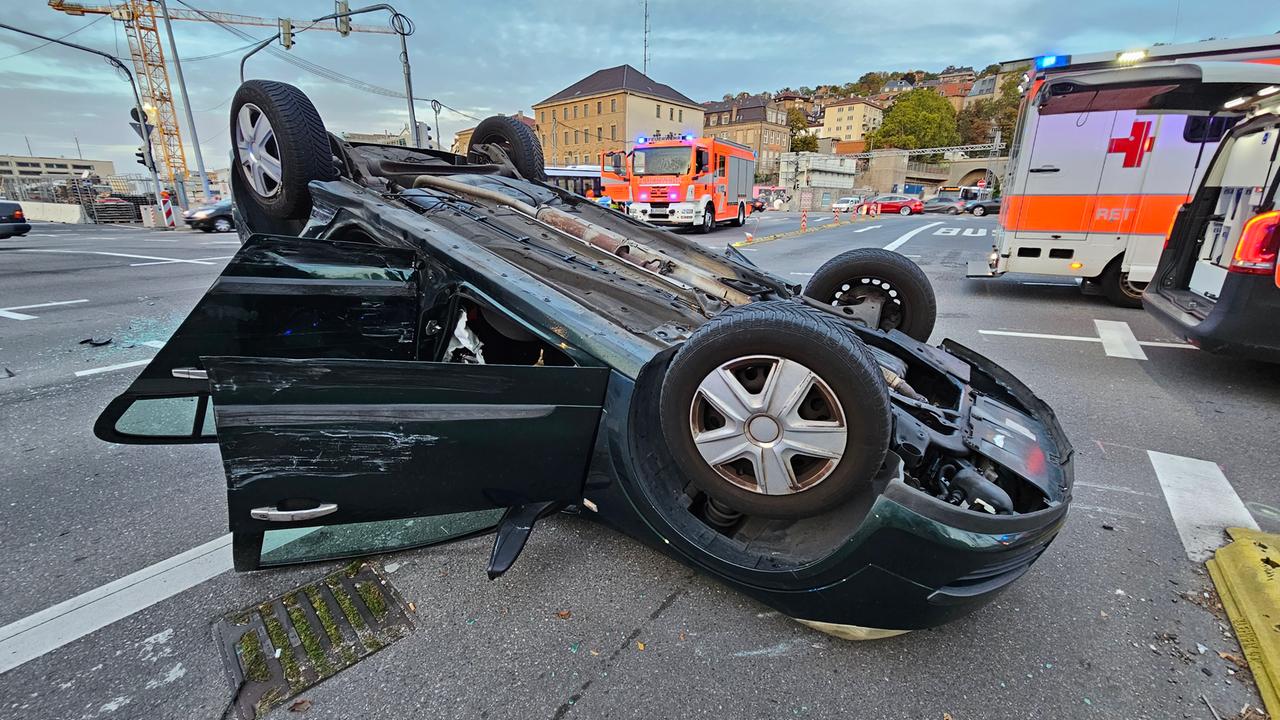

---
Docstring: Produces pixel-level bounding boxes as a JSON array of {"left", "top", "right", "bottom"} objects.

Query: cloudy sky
[{"left": 0, "top": 0, "right": 1275, "bottom": 174}]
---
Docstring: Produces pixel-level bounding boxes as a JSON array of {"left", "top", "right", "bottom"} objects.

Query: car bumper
[
  {"left": 629, "top": 202, "right": 698, "bottom": 225},
  {"left": 0, "top": 222, "right": 31, "bottom": 237},
  {"left": 1144, "top": 274, "right": 1280, "bottom": 362}
]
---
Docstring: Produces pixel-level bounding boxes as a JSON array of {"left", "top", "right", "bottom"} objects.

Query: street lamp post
[
  {"left": 0, "top": 22, "right": 165, "bottom": 208},
  {"left": 311, "top": 4, "right": 421, "bottom": 147}
]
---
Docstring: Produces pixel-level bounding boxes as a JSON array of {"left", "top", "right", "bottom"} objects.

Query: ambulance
[
  {"left": 969, "top": 35, "right": 1280, "bottom": 307},
  {"left": 603, "top": 134, "right": 756, "bottom": 232}
]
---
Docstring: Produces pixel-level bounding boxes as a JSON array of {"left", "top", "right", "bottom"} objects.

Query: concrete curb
[
  {"left": 731, "top": 215, "right": 881, "bottom": 248},
  {"left": 1206, "top": 526, "right": 1280, "bottom": 718}
]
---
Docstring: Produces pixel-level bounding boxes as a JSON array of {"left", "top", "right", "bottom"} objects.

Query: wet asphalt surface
[{"left": 1, "top": 218, "right": 1275, "bottom": 719}]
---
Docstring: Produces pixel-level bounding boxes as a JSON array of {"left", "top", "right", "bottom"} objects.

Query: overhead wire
[{"left": 0, "top": 14, "right": 108, "bottom": 61}]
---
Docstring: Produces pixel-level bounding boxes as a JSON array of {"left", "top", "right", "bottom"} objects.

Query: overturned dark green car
[{"left": 97, "top": 80, "right": 1073, "bottom": 639}]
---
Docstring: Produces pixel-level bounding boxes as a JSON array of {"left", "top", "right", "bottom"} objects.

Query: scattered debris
[
  {"left": 1115, "top": 589, "right": 1127, "bottom": 596},
  {"left": 1198, "top": 643, "right": 1209, "bottom": 655},
  {"left": 636, "top": 641, "right": 646, "bottom": 651},
  {"left": 555, "top": 610, "right": 572, "bottom": 620},
  {"left": 1102, "top": 523, "right": 1115, "bottom": 530},
  {"left": 1218, "top": 651, "right": 1249, "bottom": 671},
  {"left": 288, "top": 699, "right": 312, "bottom": 713},
  {"left": 79, "top": 337, "right": 112, "bottom": 347},
  {"left": 943, "top": 713, "right": 954, "bottom": 720},
  {"left": 1, "top": 367, "right": 13, "bottom": 379},
  {"left": 1201, "top": 695, "right": 1225, "bottom": 720}
]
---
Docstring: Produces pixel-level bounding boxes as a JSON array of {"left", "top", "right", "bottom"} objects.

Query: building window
[
  {"left": 573, "top": 106, "right": 578, "bottom": 119},
  {"left": 656, "top": 104, "right": 661, "bottom": 118},
  {"left": 564, "top": 131, "right": 570, "bottom": 145},
  {"left": 597, "top": 101, "right": 602, "bottom": 114},
  {"left": 669, "top": 108, "right": 673, "bottom": 121},
  {"left": 611, "top": 98, "right": 617, "bottom": 112},
  {"left": 679, "top": 109, "right": 683, "bottom": 122},
  {"left": 552, "top": 109, "right": 558, "bottom": 120},
  {"left": 16, "top": 161, "right": 37, "bottom": 167},
  {"left": 597, "top": 127, "right": 602, "bottom": 141},
  {"left": 540, "top": 111, "right": 546, "bottom": 122},
  {"left": 574, "top": 130, "right": 580, "bottom": 143},
  {"left": 610, "top": 124, "right": 616, "bottom": 140},
  {"left": 583, "top": 103, "right": 588, "bottom": 116}
]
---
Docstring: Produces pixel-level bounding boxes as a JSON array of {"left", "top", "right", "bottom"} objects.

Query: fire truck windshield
[{"left": 632, "top": 146, "right": 692, "bottom": 175}]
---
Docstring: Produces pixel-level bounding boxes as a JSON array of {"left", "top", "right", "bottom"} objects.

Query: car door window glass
[{"left": 259, "top": 510, "right": 505, "bottom": 568}]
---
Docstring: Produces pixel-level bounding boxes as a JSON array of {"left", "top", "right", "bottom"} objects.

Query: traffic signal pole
[{"left": 158, "top": 0, "right": 212, "bottom": 203}]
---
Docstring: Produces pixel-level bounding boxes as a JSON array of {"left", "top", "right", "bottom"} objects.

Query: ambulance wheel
[
  {"left": 659, "top": 301, "right": 891, "bottom": 519},
  {"left": 803, "top": 248, "right": 936, "bottom": 341},
  {"left": 1101, "top": 258, "right": 1146, "bottom": 308}
]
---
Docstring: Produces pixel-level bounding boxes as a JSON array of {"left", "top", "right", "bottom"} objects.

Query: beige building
[
  {"left": 0, "top": 155, "right": 115, "bottom": 178},
  {"left": 818, "top": 98, "right": 883, "bottom": 142},
  {"left": 450, "top": 113, "right": 537, "bottom": 156},
  {"left": 701, "top": 95, "right": 791, "bottom": 174},
  {"left": 532, "top": 65, "right": 704, "bottom": 167}
]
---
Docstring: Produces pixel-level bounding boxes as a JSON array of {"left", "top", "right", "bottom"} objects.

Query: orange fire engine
[{"left": 601, "top": 134, "right": 756, "bottom": 232}]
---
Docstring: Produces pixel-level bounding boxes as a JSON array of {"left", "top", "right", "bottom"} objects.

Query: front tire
[
  {"left": 700, "top": 204, "right": 715, "bottom": 233},
  {"left": 1101, "top": 258, "right": 1146, "bottom": 308},
  {"left": 230, "top": 80, "right": 336, "bottom": 221},
  {"left": 972, "top": 205, "right": 987, "bottom": 216},
  {"left": 659, "top": 301, "right": 891, "bottom": 519},
  {"left": 213, "top": 217, "right": 233, "bottom": 233},
  {"left": 899, "top": 206, "right": 911, "bottom": 216},
  {"left": 803, "top": 248, "right": 937, "bottom": 341}
]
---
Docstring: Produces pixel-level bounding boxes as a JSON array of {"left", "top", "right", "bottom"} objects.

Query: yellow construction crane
[{"left": 49, "top": 0, "right": 393, "bottom": 192}]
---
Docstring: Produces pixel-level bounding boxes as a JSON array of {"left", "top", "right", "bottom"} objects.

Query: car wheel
[
  {"left": 803, "top": 248, "right": 937, "bottom": 341},
  {"left": 213, "top": 217, "right": 233, "bottom": 233},
  {"left": 972, "top": 205, "right": 987, "bottom": 216},
  {"left": 732, "top": 203, "right": 746, "bottom": 227},
  {"left": 1101, "top": 259, "right": 1146, "bottom": 308},
  {"left": 948, "top": 207, "right": 959, "bottom": 215},
  {"left": 700, "top": 205, "right": 715, "bottom": 233},
  {"left": 230, "top": 80, "right": 336, "bottom": 221},
  {"left": 468, "top": 115, "right": 546, "bottom": 181},
  {"left": 659, "top": 301, "right": 891, "bottom": 519},
  {"left": 898, "top": 206, "right": 911, "bottom": 216}
]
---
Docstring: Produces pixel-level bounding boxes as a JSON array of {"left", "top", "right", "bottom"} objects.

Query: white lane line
[
  {"left": 0, "top": 535, "right": 233, "bottom": 675},
  {"left": 129, "top": 255, "right": 233, "bottom": 267},
  {"left": 790, "top": 272, "right": 814, "bottom": 277},
  {"left": 1138, "top": 340, "right": 1197, "bottom": 349},
  {"left": 202, "top": 241, "right": 242, "bottom": 246},
  {"left": 74, "top": 359, "right": 151, "bottom": 377},
  {"left": 143, "top": 239, "right": 179, "bottom": 243},
  {"left": 17, "top": 249, "right": 215, "bottom": 265},
  {"left": 980, "top": 329, "right": 1100, "bottom": 344},
  {"left": 1147, "top": 450, "right": 1258, "bottom": 562},
  {"left": 0, "top": 299, "right": 89, "bottom": 321},
  {"left": 1094, "top": 319, "right": 1147, "bottom": 360},
  {"left": 852, "top": 225, "right": 882, "bottom": 233},
  {"left": 883, "top": 221, "right": 943, "bottom": 252}
]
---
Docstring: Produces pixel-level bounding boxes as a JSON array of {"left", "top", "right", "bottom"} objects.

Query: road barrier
[
  {"left": 158, "top": 192, "right": 176, "bottom": 229},
  {"left": 800, "top": 209, "right": 808, "bottom": 232}
]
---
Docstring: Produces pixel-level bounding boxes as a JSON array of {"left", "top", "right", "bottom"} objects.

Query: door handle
[
  {"left": 172, "top": 367, "right": 208, "bottom": 379},
  {"left": 250, "top": 503, "right": 339, "bottom": 522},
  {"left": 1029, "top": 166, "right": 1060, "bottom": 173}
]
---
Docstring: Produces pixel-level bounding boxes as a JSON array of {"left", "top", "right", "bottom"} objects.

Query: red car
[{"left": 870, "top": 194, "right": 923, "bottom": 215}]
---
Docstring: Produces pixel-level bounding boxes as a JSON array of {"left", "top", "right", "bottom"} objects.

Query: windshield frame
[{"left": 632, "top": 145, "right": 693, "bottom": 176}]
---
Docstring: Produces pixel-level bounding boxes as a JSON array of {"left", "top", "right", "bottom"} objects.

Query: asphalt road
[{"left": 1, "top": 218, "right": 1275, "bottom": 720}]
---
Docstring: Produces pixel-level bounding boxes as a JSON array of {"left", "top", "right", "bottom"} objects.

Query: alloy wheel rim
[
  {"left": 235, "top": 103, "right": 283, "bottom": 199},
  {"left": 214, "top": 218, "right": 231, "bottom": 232},
  {"left": 688, "top": 355, "right": 847, "bottom": 496}
]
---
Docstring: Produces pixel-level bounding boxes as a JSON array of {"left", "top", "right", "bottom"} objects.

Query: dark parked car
[
  {"left": 96, "top": 80, "right": 1073, "bottom": 640},
  {"left": 182, "top": 199, "right": 234, "bottom": 232},
  {"left": 869, "top": 194, "right": 923, "bottom": 215},
  {"left": 0, "top": 200, "right": 31, "bottom": 238},
  {"left": 1145, "top": 90, "right": 1280, "bottom": 362},
  {"left": 966, "top": 198, "right": 1001, "bottom": 217},
  {"left": 922, "top": 197, "right": 967, "bottom": 215}
]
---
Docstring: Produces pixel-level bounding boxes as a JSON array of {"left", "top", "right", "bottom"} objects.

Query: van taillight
[{"left": 1230, "top": 210, "right": 1280, "bottom": 274}]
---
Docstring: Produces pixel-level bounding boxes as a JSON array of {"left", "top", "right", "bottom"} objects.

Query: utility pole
[
  {"left": 74, "top": 136, "right": 82, "bottom": 159},
  {"left": 642, "top": 0, "right": 649, "bottom": 75},
  {"left": 158, "top": 0, "right": 211, "bottom": 203},
  {"left": 24, "top": 136, "right": 32, "bottom": 156}
]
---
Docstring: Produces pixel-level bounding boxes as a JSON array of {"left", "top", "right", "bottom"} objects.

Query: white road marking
[
  {"left": 852, "top": 225, "right": 882, "bottom": 233},
  {"left": 143, "top": 239, "right": 179, "bottom": 243},
  {"left": 129, "top": 255, "right": 233, "bottom": 267},
  {"left": 1094, "top": 320, "right": 1148, "bottom": 360},
  {"left": 1147, "top": 450, "right": 1258, "bottom": 562},
  {"left": 74, "top": 359, "right": 151, "bottom": 377},
  {"left": 0, "top": 527, "right": 321, "bottom": 674},
  {"left": 17, "top": 249, "right": 216, "bottom": 265},
  {"left": 883, "top": 222, "right": 942, "bottom": 252},
  {"left": 202, "top": 241, "right": 242, "bottom": 246},
  {"left": 0, "top": 299, "right": 89, "bottom": 321},
  {"left": 790, "top": 272, "right": 814, "bottom": 277},
  {"left": 0, "top": 535, "right": 233, "bottom": 675},
  {"left": 979, "top": 329, "right": 1196, "bottom": 353}
]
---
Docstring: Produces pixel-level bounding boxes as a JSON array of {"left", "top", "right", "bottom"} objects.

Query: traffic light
[
  {"left": 279, "top": 18, "right": 293, "bottom": 49},
  {"left": 134, "top": 146, "right": 155, "bottom": 171},
  {"left": 335, "top": 1, "right": 351, "bottom": 36}
]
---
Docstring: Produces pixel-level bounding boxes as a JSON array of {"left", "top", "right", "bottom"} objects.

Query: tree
[
  {"left": 852, "top": 71, "right": 890, "bottom": 96},
  {"left": 956, "top": 98, "right": 995, "bottom": 144},
  {"left": 791, "top": 133, "right": 818, "bottom": 152},
  {"left": 786, "top": 106, "right": 810, "bottom": 134},
  {"left": 868, "top": 89, "right": 961, "bottom": 151},
  {"left": 978, "top": 63, "right": 1001, "bottom": 77}
]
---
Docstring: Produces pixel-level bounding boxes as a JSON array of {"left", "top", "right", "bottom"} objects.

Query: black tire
[
  {"left": 213, "top": 217, "right": 233, "bottom": 233},
  {"left": 972, "top": 205, "right": 987, "bottom": 216},
  {"left": 732, "top": 203, "right": 746, "bottom": 227},
  {"left": 199, "top": 227, "right": 213, "bottom": 233},
  {"left": 230, "top": 80, "right": 336, "bottom": 221},
  {"left": 699, "top": 204, "right": 715, "bottom": 233},
  {"left": 1100, "top": 258, "right": 1146, "bottom": 308},
  {"left": 803, "top": 248, "right": 937, "bottom": 341},
  {"left": 468, "top": 115, "right": 546, "bottom": 181},
  {"left": 659, "top": 301, "right": 891, "bottom": 519},
  {"left": 948, "top": 207, "right": 960, "bottom": 215}
]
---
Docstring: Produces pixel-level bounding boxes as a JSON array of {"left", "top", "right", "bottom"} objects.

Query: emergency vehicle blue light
[
  {"left": 682, "top": 134, "right": 694, "bottom": 141},
  {"left": 1035, "top": 54, "right": 1070, "bottom": 70},
  {"left": 637, "top": 136, "right": 648, "bottom": 145}
]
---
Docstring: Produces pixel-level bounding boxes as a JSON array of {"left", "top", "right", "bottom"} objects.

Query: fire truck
[
  {"left": 602, "top": 134, "right": 756, "bottom": 232},
  {"left": 969, "top": 34, "right": 1280, "bottom": 306}
]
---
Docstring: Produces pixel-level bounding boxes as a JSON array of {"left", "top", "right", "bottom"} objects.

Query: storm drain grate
[{"left": 214, "top": 561, "right": 414, "bottom": 719}]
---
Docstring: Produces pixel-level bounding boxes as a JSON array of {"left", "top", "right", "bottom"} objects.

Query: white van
[{"left": 971, "top": 40, "right": 1280, "bottom": 307}]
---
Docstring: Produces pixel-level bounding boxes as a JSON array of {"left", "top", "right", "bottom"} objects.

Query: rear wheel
[
  {"left": 803, "top": 248, "right": 937, "bottom": 341},
  {"left": 899, "top": 206, "right": 911, "bottom": 216},
  {"left": 732, "top": 203, "right": 746, "bottom": 227},
  {"left": 1101, "top": 258, "right": 1146, "bottom": 308},
  {"left": 230, "top": 80, "right": 336, "bottom": 221},
  {"left": 468, "top": 115, "right": 546, "bottom": 181},
  {"left": 972, "top": 205, "right": 987, "bottom": 216},
  {"left": 213, "top": 217, "right": 232, "bottom": 233},
  {"left": 659, "top": 301, "right": 891, "bottom": 519}
]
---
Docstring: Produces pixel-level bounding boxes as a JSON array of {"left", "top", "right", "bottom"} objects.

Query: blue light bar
[
  {"left": 682, "top": 134, "right": 694, "bottom": 141},
  {"left": 1035, "top": 54, "right": 1071, "bottom": 70},
  {"left": 637, "top": 136, "right": 648, "bottom": 145}
]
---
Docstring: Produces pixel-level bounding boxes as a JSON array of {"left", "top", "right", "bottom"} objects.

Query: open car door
[{"left": 96, "top": 235, "right": 609, "bottom": 572}]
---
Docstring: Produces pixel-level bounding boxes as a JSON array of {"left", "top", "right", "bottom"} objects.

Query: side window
[
  {"left": 696, "top": 149, "right": 709, "bottom": 174},
  {"left": 1184, "top": 116, "right": 1242, "bottom": 143},
  {"left": 716, "top": 155, "right": 727, "bottom": 177}
]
